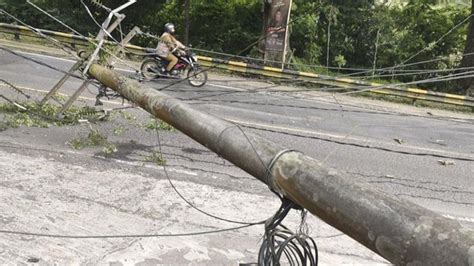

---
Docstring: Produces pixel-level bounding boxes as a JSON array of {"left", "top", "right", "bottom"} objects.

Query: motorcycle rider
[{"left": 156, "top": 23, "right": 186, "bottom": 76}]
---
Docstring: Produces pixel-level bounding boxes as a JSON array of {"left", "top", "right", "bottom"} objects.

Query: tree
[{"left": 458, "top": 0, "right": 474, "bottom": 94}]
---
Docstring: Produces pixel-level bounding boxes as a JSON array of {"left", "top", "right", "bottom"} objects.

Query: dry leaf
[
  {"left": 437, "top": 160, "right": 455, "bottom": 166},
  {"left": 394, "top": 138, "right": 403, "bottom": 144}
]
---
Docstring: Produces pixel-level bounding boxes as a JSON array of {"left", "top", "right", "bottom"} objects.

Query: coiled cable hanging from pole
[{"left": 258, "top": 197, "right": 318, "bottom": 266}]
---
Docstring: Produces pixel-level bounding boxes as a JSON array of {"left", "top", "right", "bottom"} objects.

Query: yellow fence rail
[{"left": 1, "top": 23, "right": 473, "bottom": 108}]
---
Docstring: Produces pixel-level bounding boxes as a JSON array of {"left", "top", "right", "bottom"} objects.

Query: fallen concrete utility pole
[{"left": 88, "top": 64, "right": 474, "bottom": 265}]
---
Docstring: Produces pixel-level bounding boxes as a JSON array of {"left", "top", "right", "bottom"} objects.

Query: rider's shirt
[{"left": 156, "top": 32, "right": 185, "bottom": 57}]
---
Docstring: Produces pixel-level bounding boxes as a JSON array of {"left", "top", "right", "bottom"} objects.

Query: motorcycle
[{"left": 140, "top": 48, "right": 208, "bottom": 87}]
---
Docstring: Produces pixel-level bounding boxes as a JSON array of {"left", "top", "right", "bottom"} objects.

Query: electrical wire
[
  {"left": 0, "top": 46, "right": 85, "bottom": 80},
  {"left": 26, "top": 0, "right": 141, "bottom": 73},
  {"left": 0, "top": 8, "right": 79, "bottom": 60},
  {"left": 397, "top": 14, "right": 474, "bottom": 68},
  {"left": 153, "top": 120, "right": 267, "bottom": 226},
  {"left": 0, "top": 224, "right": 255, "bottom": 239},
  {"left": 0, "top": 79, "right": 31, "bottom": 99},
  {"left": 0, "top": 80, "right": 268, "bottom": 240},
  {"left": 258, "top": 198, "right": 318, "bottom": 266},
  {"left": 18, "top": 0, "right": 474, "bottom": 102},
  {"left": 10, "top": 2, "right": 460, "bottom": 135},
  {"left": 22, "top": 0, "right": 474, "bottom": 105},
  {"left": 5, "top": 29, "right": 469, "bottom": 161},
  {"left": 234, "top": 122, "right": 474, "bottom": 162},
  {"left": 340, "top": 14, "right": 474, "bottom": 79},
  {"left": 81, "top": 0, "right": 118, "bottom": 42},
  {"left": 155, "top": 119, "right": 319, "bottom": 265},
  {"left": 88, "top": 0, "right": 112, "bottom": 13},
  {"left": 192, "top": 47, "right": 374, "bottom": 72},
  {"left": 361, "top": 65, "right": 474, "bottom": 80},
  {"left": 343, "top": 50, "right": 474, "bottom": 78},
  {"left": 175, "top": 66, "right": 474, "bottom": 110},
  {"left": 145, "top": 2, "right": 325, "bottom": 92},
  {"left": 0, "top": 3, "right": 468, "bottom": 258}
]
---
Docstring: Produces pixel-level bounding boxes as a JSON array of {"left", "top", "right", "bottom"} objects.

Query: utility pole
[{"left": 88, "top": 64, "right": 474, "bottom": 265}]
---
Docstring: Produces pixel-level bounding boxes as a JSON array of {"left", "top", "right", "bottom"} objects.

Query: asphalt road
[{"left": 1, "top": 48, "right": 473, "bottom": 264}]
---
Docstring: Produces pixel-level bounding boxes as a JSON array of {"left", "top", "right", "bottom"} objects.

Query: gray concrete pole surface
[{"left": 88, "top": 64, "right": 474, "bottom": 265}]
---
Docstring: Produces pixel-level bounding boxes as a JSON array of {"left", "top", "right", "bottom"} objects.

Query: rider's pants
[{"left": 165, "top": 53, "right": 178, "bottom": 72}]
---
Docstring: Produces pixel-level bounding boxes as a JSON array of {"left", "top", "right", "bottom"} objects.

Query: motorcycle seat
[{"left": 144, "top": 47, "right": 158, "bottom": 55}]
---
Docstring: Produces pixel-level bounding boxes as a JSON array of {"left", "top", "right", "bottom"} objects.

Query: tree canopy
[{"left": 0, "top": 0, "right": 471, "bottom": 93}]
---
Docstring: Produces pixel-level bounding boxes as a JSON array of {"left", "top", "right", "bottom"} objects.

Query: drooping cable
[{"left": 154, "top": 119, "right": 267, "bottom": 226}]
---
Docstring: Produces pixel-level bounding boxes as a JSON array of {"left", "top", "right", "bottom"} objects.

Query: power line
[
  {"left": 154, "top": 121, "right": 267, "bottom": 226},
  {"left": 0, "top": 46, "right": 85, "bottom": 80},
  {"left": 0, "top": 2, "right": 468, "bottom": 260},
  {"left": 397, "top": 14, "right": 474, "bottom": 68},
  {"left": 4, "top": 35, "right": 466, "bottom": 126},
  {"left": 340, "top": 13, "right": 474, "bottom": 79},
  {"left": 19, "top": 0, "right": 474, "bottom": 104},
  {"left": 26, "top": 0, "right": 141, "bottom": 73},
  {"left": 0, "top": 8, "right": 79, "bottom": 59},
  {"left": 344, "top": 50, "right": 474, "bottom": 78},
  {"left": 0, "top": 224, "right": 255, "bottom": 239},
  {"left": 234, "top": 122, "right": 474, "bottom": 162},
  {"left": 0, "top": 79, "right": 31, "bottom": 99},
  {"left": 147, "top": 2, "right": 324, "bottom": 92},
  {"left": 177, "top": 64, "right": 474, "bottom": 106},
  {"left": 360, "top": 66, "right": 474, "bottom": 80}
]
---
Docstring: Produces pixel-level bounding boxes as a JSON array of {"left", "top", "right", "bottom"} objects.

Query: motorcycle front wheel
[
  {"left": 141, "top": 58, "right": 161, "bottom": 80},
  {"left": 187, "top": 66, "right": 208, "bottom": 87}
]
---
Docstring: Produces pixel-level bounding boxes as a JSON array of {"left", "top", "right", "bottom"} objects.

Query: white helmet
[{"left": 164, "top": 23, "right": 175, "bottom": 34}]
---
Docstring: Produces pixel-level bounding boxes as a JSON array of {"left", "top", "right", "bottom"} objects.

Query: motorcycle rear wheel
[
  {"left": 187, "top": 66, "right": 208, "bottom": 87},
  {"left": 141, "top": 58, "right": 161, "bottom": 80}
]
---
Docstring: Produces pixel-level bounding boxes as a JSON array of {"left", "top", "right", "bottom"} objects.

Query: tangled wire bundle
[{"left": 258, "top": 198, "right": 318, "bottom": 266}]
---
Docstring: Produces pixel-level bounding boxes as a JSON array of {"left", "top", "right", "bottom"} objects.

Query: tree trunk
[
  {"left": 258, "top": 1, "right": 271, "bottom": 52},
  {"left": 184, "top": 0, "right": 190, "bottom": 46},
  {"left": 458, "top": 0, "right": 474, "bottom": 95}
]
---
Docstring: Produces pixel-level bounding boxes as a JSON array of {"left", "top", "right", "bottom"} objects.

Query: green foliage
[
  {"left": 1, "top": 112, "right": 50, "bottom": 129},
  {"left": 0, "top": 101, "right": 103, "bottom": 130},
  {"left": 68, "top": 127, "right": 117, "bottom": 156},
  {"left": 1, "top": 0, "right": 471, "bottom": 93},
  {"left": 188, "top": 0, "right": 262, "bottom": 53},
  {"left": 334, "top": 54, "right": 346, "bottom": 68},
  {"left": 118, "top": 110, "right": 137, "bottom": 121},
  {"left": 143, "top": 118, "right": 174, "bottom": 131},
  {"left": 145, "top": 150, "right": 166, "bottom": 166},
  {"left": 288, "top": 0, "right": 470, "bottom": 93},
  {"left": 112, "top": 125, "right": 125, "bottom": 136}
]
